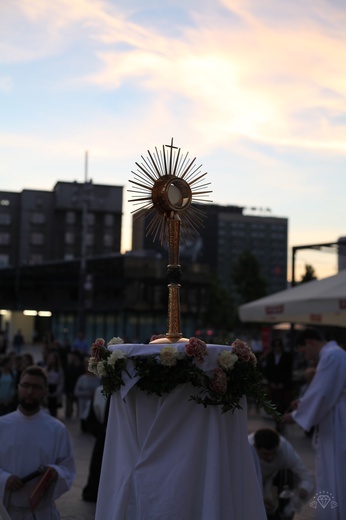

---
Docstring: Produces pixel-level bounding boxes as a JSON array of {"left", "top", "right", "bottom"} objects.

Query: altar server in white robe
[
  {"left": 282, "top": 328, "right": 346, "bottom": 520},
  {"left": 0, "top": 365, "right": 76, "bottom": 520}
]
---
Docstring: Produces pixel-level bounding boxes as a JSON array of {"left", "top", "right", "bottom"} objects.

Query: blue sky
[{"left": 1, "top": 0, "right": 345, "bottom": 280}]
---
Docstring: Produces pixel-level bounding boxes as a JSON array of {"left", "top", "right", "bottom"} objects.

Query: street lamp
[{"left": 291, "top": 240, "right": 346, "bottom": 287}]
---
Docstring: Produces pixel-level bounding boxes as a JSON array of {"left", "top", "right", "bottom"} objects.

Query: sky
[{"left": 1, "top": 0, "right": 346, "bottom": 281}]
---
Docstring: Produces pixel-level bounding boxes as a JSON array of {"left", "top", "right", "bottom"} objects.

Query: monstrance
[{"left": 128, "top": 138, "right": 212, "bottom": 343}]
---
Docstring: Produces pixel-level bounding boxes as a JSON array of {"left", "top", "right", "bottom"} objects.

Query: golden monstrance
[{"left": 128, "top": 139, "right": 212, "bottom": 343}]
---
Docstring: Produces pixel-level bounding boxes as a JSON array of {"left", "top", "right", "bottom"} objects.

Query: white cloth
[
  {"left": 292, "top": 341, "right": 346, "bottom": 520},
  {"left": 0, "top": 408, "right": 75, "bottom": 520},
  {"left": 96, "top": 343, "right": 266, "bottom": 520},
  {"left": 248, "top": 433, "right": 314, "bottom": 512}
]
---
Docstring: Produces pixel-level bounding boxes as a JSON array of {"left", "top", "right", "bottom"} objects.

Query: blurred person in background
[
  {"left": 72, "top": 332, "right": 89, "bottom": 357},
  {"left": 264, "top": 338, "right": 293, "bottom": 417},
  {"left": 64, "top": 350, "right": 85, "bottom": 419},
  {"left": 46, "top": 351, "right": 64, "bottom": 418},
  {"left": 12, "top": 330, "right": 24, "bottom": 356},
  {"left": 74, "top": 358, "right": 100, "bottom": 432},
  {"left": 82, "top": 385, "right": 110, "bottom": 502},
  {"left": 0, "top": 356, "right": 17, "bottom": 416},
  {"left": 16, "top": 354, "right": 34, "bottom": 384}
]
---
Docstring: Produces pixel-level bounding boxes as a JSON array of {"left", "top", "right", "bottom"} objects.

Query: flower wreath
[{"left": 88, "top": 336, "right": 279, "bottom": 417}]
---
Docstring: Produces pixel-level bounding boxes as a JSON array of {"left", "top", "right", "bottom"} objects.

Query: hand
[
  {"left": 290, "top": 399, "right": 300, "bottom": 410},
  {"left": 281, "top": 412, "right": 295, "bottom": 424},
  {"left": 5, "top": 475, "right": 24, "bottom": 492}
]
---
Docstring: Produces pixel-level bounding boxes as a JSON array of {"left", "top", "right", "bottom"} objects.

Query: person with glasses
[{"left": 0, "top": 365, "right": 76, "bottom": 519}]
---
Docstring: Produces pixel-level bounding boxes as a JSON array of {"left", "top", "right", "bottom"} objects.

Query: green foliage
[
  {"left": 232, "top": 250, "right": 267, "bottom": 303},
  {"left": 89, "top": 338, "right": 279, "bottom": 419},
  {"left": 204, "top": 274, "right": 237, "bottom": 329},
  {"left": 300, "top": 264, "right": 317, "bottom": 283}
]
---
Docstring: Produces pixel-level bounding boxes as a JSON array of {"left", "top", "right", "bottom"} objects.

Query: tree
[
  {"left": 204, "top": 274, "right": 237, "bottom": 331},
  {"left": 232, "top": 250, "right": 267, "bottom": 304},
  {"left": 300, "top": 264, "right": 317, "bottom": 283}
]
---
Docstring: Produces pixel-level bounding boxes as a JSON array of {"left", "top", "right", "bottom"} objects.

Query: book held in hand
[{"left": 28, "top": 467, "right": 57, "bottom": 511}]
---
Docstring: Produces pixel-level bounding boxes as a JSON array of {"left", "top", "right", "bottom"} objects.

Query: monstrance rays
[{"left": 128, "top": 139, "right": 212, "bottom": 245}]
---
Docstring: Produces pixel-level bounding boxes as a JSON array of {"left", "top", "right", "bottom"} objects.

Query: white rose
[
  {"left": 218, "top": 350, "right": 238, "bottom": 371},
  {"left": 97, "top": 360, "right": 108, "bottom": 377},
  {"left": 107, "top": 350, "right": 126, "bottom": 366},
  {"left": 107, "top": 337, "right": 124, "bottom": 346},
  {"left": 88, "top": 358, "right": 98, "bottom": 374},
  {"left": 159, "top": 346, "right": 179, "bottom": 366}
]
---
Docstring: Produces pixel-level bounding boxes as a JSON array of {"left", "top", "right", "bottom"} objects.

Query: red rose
[
  {"left": 185, "top": 337, "right": 208, "bottom": 364},
  {"left": 209, "top": 368, "right": 228, "bottom": 395},
  {"left": 231, "top": 339, "right": 256, "bottom": 364},
  {"left": 90, "top": 338, "right": 105, "bottom": 362}
]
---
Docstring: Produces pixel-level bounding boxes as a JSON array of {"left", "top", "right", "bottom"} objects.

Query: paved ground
[{"left": 26, "top": 344, "right": 317, "bottom": 519}]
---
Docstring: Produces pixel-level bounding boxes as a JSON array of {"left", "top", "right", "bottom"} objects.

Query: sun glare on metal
[{"left": 128, "top": 138, "right": 212, "bottom": 244}]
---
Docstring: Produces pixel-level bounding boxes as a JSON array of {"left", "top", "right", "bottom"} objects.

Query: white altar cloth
[{"left": 95, "top": 344, "right": 266, "bottom": 520}]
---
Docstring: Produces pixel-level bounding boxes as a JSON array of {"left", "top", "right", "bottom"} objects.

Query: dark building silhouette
[
  {"left": 132, "top": 203, "right": 288, "bottom": 296},
  {"left": 0, "top": 181, "right": 123, "bottom": 267}
]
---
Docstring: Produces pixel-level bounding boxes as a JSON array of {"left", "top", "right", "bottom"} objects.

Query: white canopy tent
[{"left": 239, "top": 271, "right": 346, "bottom": 327}]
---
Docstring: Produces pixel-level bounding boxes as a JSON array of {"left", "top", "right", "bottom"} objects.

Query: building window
[
  {"left": 87, "top": 213, "right": 95, "bottom": 226},
  {"left": 0, "top": 214, "right": 11, "bottom": 225},
  {"left": 66, "top": 212, "right": 76, "bottom": 224},
  {"left": 231, "top": 222, "right": 245, "bottom": 228},
  {"left": 31, "top": 212, "right": 46, "bottom": 224},
  {"left": 86, "top": 233, "right": 94, "bottom": 246},
  {"left": 0, "top": 254, "right": 9, "bottom": 266},
  {"left": 29, "top": 254, "right": 43, "bottom": 264},
  {"left": 0, "top": 233, "right": 10, "bottom": 245},
  {"left": 104, "top": 214, "right": 114, "bottom": 226},
  {"left": 65, "top": 232, "right": 75, "bottom": 245},
  {"left": 31, "top": 233, "right": 44, "bottom": 245},
  {"left": 103, "top": 234, "right": 113, "bottom": 247}
]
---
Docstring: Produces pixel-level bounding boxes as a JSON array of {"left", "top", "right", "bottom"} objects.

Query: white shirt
[{"left": 0, "top": 408, "right": 75, "bottom": 520}]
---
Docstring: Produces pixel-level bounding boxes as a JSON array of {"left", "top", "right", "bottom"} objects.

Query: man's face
[
  {"left": 298, "top": 339, "right": 319, "bottom": 363},
  {"left": 18, "top": 374, "right": 47, "bottom": 414},
  {"left": 257, "top": 447, "right": 277, "bottom": 462}
]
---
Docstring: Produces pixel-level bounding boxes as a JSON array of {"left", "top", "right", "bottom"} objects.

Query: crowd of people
[
  {"left": 0, "top": 332, "right": 99, "bottom": 426},
  {"left": 0, "top": 326, "right": 345, "bottom": 519}
]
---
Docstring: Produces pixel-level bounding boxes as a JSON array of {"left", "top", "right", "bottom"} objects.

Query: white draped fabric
[{"left": 96, "top": 344, "right": 266, "bottom": 520}]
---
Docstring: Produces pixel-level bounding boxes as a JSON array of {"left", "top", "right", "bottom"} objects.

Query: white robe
[
  {"left": 292, "top": 341, "right": 346, "bottom": 520},
  {"left": 248, "top": 433, "right": 314, "bottom": 514},
  {"left": 0, "top": 408, "right": 75, "bottom": 520}
]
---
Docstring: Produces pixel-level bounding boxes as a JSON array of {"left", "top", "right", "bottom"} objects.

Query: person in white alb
[
  {"left": 249, "top": 428, "right": 314, "bottom": 519},
  {"left": 282, "top": 328, "right": 346, "bottom": 520},
  {"left": 0, "top": 365, "right": 75, "bottom": 519}
]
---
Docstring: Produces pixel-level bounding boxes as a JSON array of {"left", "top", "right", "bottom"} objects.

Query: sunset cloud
[{"left": 1, "top": 0, "right": 345, "bottom": 278}]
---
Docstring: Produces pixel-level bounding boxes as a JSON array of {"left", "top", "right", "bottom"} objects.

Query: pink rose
[
  {"left": 231, "top": 339, "right": 257, "bottom": 365},
  {"left": 185, "top": 337, "right": 208, "bottom": 364},
  {"left": 90, "top": 338, "right": 105, "bottom": 362},
  {"left": 209, "top": 368, "right": 228, "bottom": 395}
]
